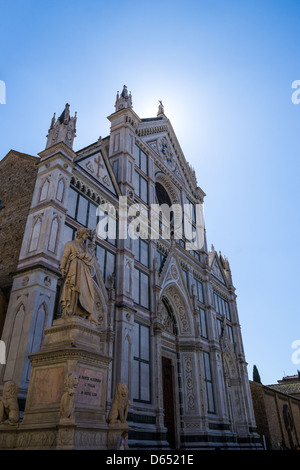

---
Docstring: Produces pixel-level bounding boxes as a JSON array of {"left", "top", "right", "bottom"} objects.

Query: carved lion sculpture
[
  {"left": 108, "top": 382, "right": 130, "bottom": 425},
  {"left": 60, "top": 372, "right": 78, "bottom": 420},
  {"left": 0, "top": 381, "right": 19, "bottom": 425}
]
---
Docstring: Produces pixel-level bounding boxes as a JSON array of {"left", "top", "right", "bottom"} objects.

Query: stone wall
[
  {"left": 0, "top": 151, "right": 39, "bottom": 290},
  {"left": 250, "top": 380, "right": 300, "bottom": 449},
  {"left": 0, "top": 150, "right": 38, "bottom": 337}
]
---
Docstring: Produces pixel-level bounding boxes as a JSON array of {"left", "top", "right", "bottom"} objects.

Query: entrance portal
[{"left": 162, "top": 356, "right": 176, "bottom": 449}]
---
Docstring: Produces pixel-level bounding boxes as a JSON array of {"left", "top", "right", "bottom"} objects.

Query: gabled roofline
[{"left": 0, "top": 149, "right": 39, "bottom": 166}]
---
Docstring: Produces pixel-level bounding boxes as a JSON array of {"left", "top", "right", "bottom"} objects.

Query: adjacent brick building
[
  {"left": 250, "top": 380, "right": 300, "bottom": 449},
  {"left": 268, "top": 374, "right": 300, "bottom": 399},
  {"left": 0, "top": 150, "right": 39, "bottom": 335}
]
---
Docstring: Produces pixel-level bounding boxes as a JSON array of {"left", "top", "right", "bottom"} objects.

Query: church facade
[{"left": 0, "top": 87, "right": 261, "bottom": 449}]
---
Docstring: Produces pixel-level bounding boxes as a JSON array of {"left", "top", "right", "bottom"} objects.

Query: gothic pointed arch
[
  {"left": 6, "top": 301, "right": 26, "bottom": 368},
  {"left": 28, "top": 215, "right": 42, "bottom": 252},
  {"left": 39, "top": 177, "right": 50, "bottom": 202},
  {"left": 56, "top": 177, "right": 65, "bottom": 202},
  {"left": 48, "top": 215, "right": 60, "bottom": 253},
  {"left": 31, "top": 301, "right": 47, "bottom": 354},
  {"left": 159, "top": 282, "right": 193, "bottom": 336},
  {"left": 158, "top": 297, "right": 178, "bottom": 336},
  {"left": 157, "top": 251, "right": 194, "bottom": 329}
]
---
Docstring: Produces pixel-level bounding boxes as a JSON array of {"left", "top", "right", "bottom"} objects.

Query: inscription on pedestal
[
  {"left": 30, "top": 366, "right": 64, "bottom": 406},
  {"left": 76, "top": 367, "right": 103, "bottom": 406}
]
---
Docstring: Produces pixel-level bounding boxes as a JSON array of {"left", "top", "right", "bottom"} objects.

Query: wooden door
[{"left": 162, "top": 356, "right": 176, "bottom": 449}]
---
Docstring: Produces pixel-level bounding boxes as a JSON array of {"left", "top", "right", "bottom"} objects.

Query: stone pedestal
[
  {"left": 0, "top": 316, "right": 113, "bottom": 450},
  {"left": 107, "top": 425, "right": 130, "bottom": 450}
]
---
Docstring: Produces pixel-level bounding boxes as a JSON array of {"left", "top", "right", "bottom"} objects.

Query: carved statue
[
  {"left": 60, "top": 372, "right": 78, "bottom": 420},
  {"left": 121, "top": 85, "right": 128, "bottom": 99},
  {"left": 108, "top": 383, "right": 130, "bottom": 426},
  {"left": 60, "top": 228, "right": 99, "bottom": 324},
  {"left": 63, "top": 103, "right": 70, "bottom": 124},
  {"left": 0, "top": 381, "right": 20, "bottom": 425},
  {"left": 157, "top": 100, "right": 164, "bottom": 116}
]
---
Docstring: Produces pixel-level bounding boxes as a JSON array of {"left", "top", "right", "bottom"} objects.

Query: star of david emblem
[{"left": 159, "top": 138, "right": 176, "bottom": 170}]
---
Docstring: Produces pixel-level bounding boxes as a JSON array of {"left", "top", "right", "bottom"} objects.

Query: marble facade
[{"left": 0, "top": 89, "right": 261, "bottom": 449}]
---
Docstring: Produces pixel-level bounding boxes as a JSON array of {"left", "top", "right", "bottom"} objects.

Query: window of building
[
  {"left": 194, "top": 278, "right": 204, "bottom": 304},
  {"left": 134, "top": 267, "right": 150, "bottom": 309},
  {"left": 135, "top": 170, "right": 148, "bottom": 204},
  {"left": 216, "top": 318, "right": 234, "bottom": 345},
  {"left": 96, "top": 206, "right": 117, "bottom": 246},
  {"left": 134, "top": 238, "right": 149, "bottom": 268},
  {"left": 77, "top": 194, "right": 88, "bottom": 226},
  {"left": 67, "top": 187, "right": 78, "bottom": 219},
  {"left": 133, "top": 321, "right": 151, "bottom": 403},
  {"left": 67, "top": 186, "right": 117, "bottom": 246},
  {"left": 199, "top": 307, "right": 208, "bottom": 338},
  {"left": 203, "top": 351, "right": 215, "bottom": 413},
  {"left": 67, "top": 187, "right": 98, "bottom": 230},
  {"left": 135, "top": 144, "right": 148, "bottom": 175},
  {"left": 182, "top": 269, "right": 189, "bottom": 289},
  {"left": 156, "top": 249, "right": 166, "bottom": 273},
  {"left": 216, "top": 318, "right": 222, "bottom": 338},
  {"left": 191, "top": 250, "right": 201, "bottom": 261},
  {"left": 154, "top": 183, "right": 175, "bottom": 235},
  {"left": 213, "top": 292, "right": 231, "bottom": 320},
  {"left": 62, "top": 223, "right": 75, "bottom": 248},
  {"left": 88, "top": 202, "right": 98, "bottom": 231},
  {"left": 177, "top": 238, "right": 185, "bottom": 249},
  {"left": 183, "top": 194, "right": 198, "bottom": 249},
  {"left": 96, "top": 244, "right": 116, "bottom": 284},
  {"left": 134, "top": 145, "right": 148, "bottom": 204},
  {"left": 227, "top": 324, "right": 234, "bottom": 344},
  {"left": 186, "top": 196, "right": 196, "bottom": 224}
]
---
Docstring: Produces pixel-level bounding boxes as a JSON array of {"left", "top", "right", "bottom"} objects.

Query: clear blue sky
[{"left": 1, "top": 0, "right": 300, "bottom": 385}]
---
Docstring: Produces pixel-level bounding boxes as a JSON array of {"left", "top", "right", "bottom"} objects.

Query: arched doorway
[
  {"left": 157, "top": 278, "right": 195, "bottom": 449},
  {"left": 159, "top": 297, "right": 178, "bottom": 449}
]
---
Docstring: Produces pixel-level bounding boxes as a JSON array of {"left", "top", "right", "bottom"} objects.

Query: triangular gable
[
  {"left": 157, "top": 249, "right": 195, "bottom": 336},
  {"left": 142, "top": 119, "right": 202, "bottom": 198},
  {"left": 158, "top": 249, "right": 192, "bottom": 304},
  {"left": 76, "top": 149, "right": 119, "bottom": 196},
  {"left": 210, "top": 253, "right": 227, "bottom": 286},
  {"left": 146, "top": 135, "right": 190, "bottom": 187}
]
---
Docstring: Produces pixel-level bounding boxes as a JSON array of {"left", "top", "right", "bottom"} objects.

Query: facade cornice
[
  {"left": 38, "top": 141, "right": 77, "bottom": 162},
  {"left": 209, "top": 279, "right": 234, "bottom": 301},
  {"left": 71, "top": 170, "right": 118, "bottom": 207},
  {"left": 0, "top": 149, "right": 39, "bottom": 166}
]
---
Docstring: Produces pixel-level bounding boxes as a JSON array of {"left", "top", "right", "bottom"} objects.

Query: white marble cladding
[{"left": 0, "top": 92, "right": 259, "bottom": 450}]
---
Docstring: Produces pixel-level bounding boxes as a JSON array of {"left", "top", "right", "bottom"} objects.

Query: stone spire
[
  {"left": 46, "top": 103, "right": 77, "bottom": 149},
  {"left": 114, "top": 85, "right": 132, "bottom": 111}
]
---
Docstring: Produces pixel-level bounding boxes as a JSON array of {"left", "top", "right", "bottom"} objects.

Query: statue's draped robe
[{"left": 60, "top": 240, "right": 94, "bottom": 316}]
